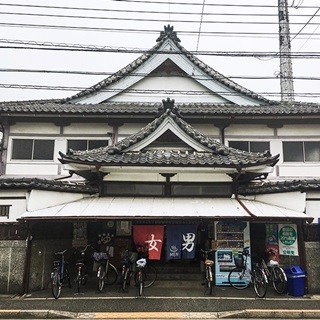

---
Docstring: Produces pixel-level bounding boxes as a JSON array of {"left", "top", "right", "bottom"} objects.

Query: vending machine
[{"left": 214, "top": 221, "right": 250, "bottom": 285}]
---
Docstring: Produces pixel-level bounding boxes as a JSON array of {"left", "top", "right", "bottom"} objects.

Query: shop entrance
[{"left": 250, "top": 223, "right": 266, "bottom": 263}]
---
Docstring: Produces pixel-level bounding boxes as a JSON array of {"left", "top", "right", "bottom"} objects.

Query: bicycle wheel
[
  {"left": 76, "top": 268, "right": 82, "bottom": 294},
  {"left": 51, "top": 269, "right": 62, "bottom": 299},
  {"left": 137, "top": 271, "right": 143, "bottom": 296},
  {"left": 272, "top": 266, "right": 287, "bottom": 294},
  {"left": 142, "top": 265, "right": 157, "bottom": 288},
  {"left": 207, "top": 267, "right": 214, "bottom": 295},
  {"left": 228, "top": 268, "right": 250, "bottom": 289},
  {"left": 65, "top": 267, "right": 72, "bottom": 288},
  {"left": 97, "top": 265, "right": 105, "bottom": 292},
  {"left": 81, "top": 266, "right": 88, "bottom": 286},
  {"left": 253, "top": 267, "right": 267, "bottom": 298},
  {"left": 105, "top": 263, "right": 118, "bottom": 285},
  {"left": 121, "top": 267, "right": 129, "bottom": 292}
]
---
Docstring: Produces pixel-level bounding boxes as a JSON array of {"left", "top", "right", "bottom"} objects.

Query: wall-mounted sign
[
  {"left": 72, "top": 221, "right": 87, "bottom": 248},
  {"left": 116, "top": 220, "right": 132, "bottom": 236},
  {"left": 278, "top": 224, "right": 298, "bottom": 256}
]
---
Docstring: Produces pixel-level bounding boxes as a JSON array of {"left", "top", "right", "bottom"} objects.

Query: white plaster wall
[
  {"left": 62, "top": 123, "right": 112, "bottom": 135},
  {"left": 192, "top": 124, "right": 219, "bottom": 136},
  {"left": 119, "top": 123, "right": 147, "bottom": 135},
  {"left": 10, "top": 123, "right": 59, "bottom": 135},
  {"left": 254, "top": 191, "right": 306, "bottom": 212},
  {"left": 278, "top": 165, "right": 320, "bottom": 177},
  {"left": 0, "top": 199, "right": 26, "bottom": 222},
  {"left": 306, "top": 201, "right": 320, "bottom": 224},
  {"left": 226, "top": 124, "right": 274, "bottom": 137},
  {"left": 109, "top": 76, "right": 228, "bottom": 103},
  {"left": 27, "top": 190, "right": 85, "bottom": 211},
  {"left": 5, "top": 163, "right": 59, "bottom": 176},
  {"left": 104, "top": 173, "right": 163, "bottom": 182},
  {"left": 277, "top": 124, "right": 320, "bottom": 137}
]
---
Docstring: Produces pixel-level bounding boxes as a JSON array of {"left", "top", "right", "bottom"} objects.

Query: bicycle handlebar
[{"left": 55, "top": 249, "right": 68, "bottom": 256}]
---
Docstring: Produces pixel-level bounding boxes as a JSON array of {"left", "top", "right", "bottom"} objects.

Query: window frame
[
  {"left": 0, "top": 205, "right": 11, "bottom": 219},
  {"left": 228, "top": 140, "right": 270, "bottom": 153},
  {"left": 11, "top": 138, "right": 55, "bottom": 161},
  {"left": 67, "top": 139, "right": 109, "bottom": 152},
  {"left": 283, "top": 141, "right": 320, "bottom": 163}
]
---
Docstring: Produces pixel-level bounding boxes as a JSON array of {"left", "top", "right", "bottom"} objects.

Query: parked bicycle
[
  {"left": 135, "top": 257, "right": 147, "bottom": 296},
  {"left": 120, "top": 250, "right": 137, "bottom": 292},
  {"left": 50, "top": 249, "right": 71, "bottom": 299},
  {"left": 261, "top": 256, "right": 287, "bottom": 294},
  {"left": 93, "top": 251, "right": 118, "bottom": 292},
  {"left": 228, "top": 247, "right": 268, "bottom": 298},
  {"left": 74, "top": 244, "right": 91, "bottom": 294},
  {"left": 201, "top": 249, "right": 215, "bottom": 295}
]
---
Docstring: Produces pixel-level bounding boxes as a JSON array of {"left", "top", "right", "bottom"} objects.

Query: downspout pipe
[
  {"left": 22, "top": 222, "right": 32, "bottom": 295},
  {"left": 233, "top": 166, "right": 256, "bottom": 219}
]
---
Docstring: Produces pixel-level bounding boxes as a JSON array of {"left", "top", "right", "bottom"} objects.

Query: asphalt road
[{"left": 1, "top": 280, "right": 320, "bottom": 319}]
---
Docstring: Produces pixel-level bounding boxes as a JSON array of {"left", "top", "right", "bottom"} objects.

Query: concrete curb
[{"left": 1, "top": 310, "right": 320, "bottom": 319}]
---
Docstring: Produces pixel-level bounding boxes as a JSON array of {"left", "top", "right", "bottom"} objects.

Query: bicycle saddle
[
  {"left": 136, "top": 258, "right": 147, "bottom": 268},
  {"left": 205, "top": 259, "right": 214, "bottom": 266}
]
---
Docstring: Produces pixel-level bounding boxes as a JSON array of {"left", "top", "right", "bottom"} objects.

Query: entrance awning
[{"left": 18, "top": 196, "right": 310, "bottom": 221}]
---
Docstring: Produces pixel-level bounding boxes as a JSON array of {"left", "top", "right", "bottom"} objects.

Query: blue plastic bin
[{"left": 285, "top": 265, "right": 306, "bottom": 297}]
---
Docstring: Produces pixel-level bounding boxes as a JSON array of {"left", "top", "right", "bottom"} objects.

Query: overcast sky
[{"left": 0, "top": 0, "right": 319, "bottom": 103}]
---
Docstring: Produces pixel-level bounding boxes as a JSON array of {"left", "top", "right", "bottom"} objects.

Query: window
[
  {"left": 67, "top": 139, "right": 108, "bottom": 151},
  {"left": 283, "top": 141, "right": 320, "bottom": 162},
  {"left": 228, "top": 141, "right": 270, "bottom": 153},
  {"left": 0, "top": 205, "right": 10, "bottom": 218},
  {"left": 12, "top": 139, "right": 54, "bottom": 160}
]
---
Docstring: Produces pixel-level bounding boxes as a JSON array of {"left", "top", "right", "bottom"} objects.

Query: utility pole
[{"left": 278, "top": 0, "right": 295, "bottom": 102}]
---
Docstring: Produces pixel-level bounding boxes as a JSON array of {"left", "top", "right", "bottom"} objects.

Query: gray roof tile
[{"left": 59, "top": 99, "right": 279, "bottom": 168}]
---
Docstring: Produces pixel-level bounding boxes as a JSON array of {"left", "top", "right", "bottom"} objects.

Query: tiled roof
[
  {"left": 238, "top": 179, "right": 320, "bottom": 195},
  {"left": 1, "top": 100, "right": 320, "bottom": 117},
  {"left": 0, "top": 178, "right": 97, "bottom": 194},
  {"left": 63, "top": 25, "right": 272, "bottom": 104},
  {"left": 59, "top": 99, "right": 279, "bottom": 168},
  {"left": 1, "top": 177, "right": 319, "bottom": 196}
]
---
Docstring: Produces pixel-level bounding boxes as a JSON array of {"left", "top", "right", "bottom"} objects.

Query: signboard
[
  {"left": 166, "top": 225, "right": 197, "bottom": 260},
  {"left": 133, "top": 225, "right": 164, "bottom": 260},
  {"left": 278, "top": 224, "right": 298, "bottom": 256}
]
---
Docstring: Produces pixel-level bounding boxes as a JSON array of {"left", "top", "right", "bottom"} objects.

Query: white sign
[{"left": 278, "top": 224, "right": 298, "bottom": 256}]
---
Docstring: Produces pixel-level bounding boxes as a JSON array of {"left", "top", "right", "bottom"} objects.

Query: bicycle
[
  {"left": 93, "top": 251, "right": 118, "bottom": 292},
  {"left": 74, "top": 244, "right": 91, "bottom": 294},
  {"left": 50, "top": 249, "right": 71, "bottom": 299},
  {"left": 261, "top": 258, "right": 287, "bottom": 294},
  {"left": 135, "top": 257, "right": 148, "bottom": 296},
  {"left": 201, "top": 249, "right": 215, "bottom": 295},
  {"left": 133, "top": 246, "right": 157, "bottom": 291},
  {"left": 228, "top": 247, "right": 268, "bottom": 298},
  {"left": 120, "top": 250, "right": 137, "bottom": 292}
]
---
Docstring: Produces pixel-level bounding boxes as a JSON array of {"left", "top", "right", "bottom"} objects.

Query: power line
[
  {"left": 1, "top": 68, "right": 320, "bottom": 81},
  {"left": 2, "top": 23, "right": 320, "bottom": 38},
  {"left": 0, "top": 3, "right": 316, "bottom": 18},
  {"left": 1, "top": 42, "right": 320, "bottom": 58},
  {"left": 0, "top": 83, "right": 319, "bottom": 98},
  {"left": 0, "top": 1, "right": 315, "bottom": 9},
  {"left": 1, "top": 11, "right": 320, "bottom": 26},
  {"left": 292, "top": 7, "right": 320, "bottom": 41}
]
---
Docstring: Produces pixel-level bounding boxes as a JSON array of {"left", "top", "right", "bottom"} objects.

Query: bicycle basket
[
  {"left": 234, "top": 256, "right": 245, "bottom": 268},
  {"left": 92, "top": 252, "right": 108, "bottom": 262}
]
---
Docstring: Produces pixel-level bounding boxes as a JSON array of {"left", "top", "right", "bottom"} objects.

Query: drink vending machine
[{"left": 214, "top": 221, "right": 251, "bottom": 285}]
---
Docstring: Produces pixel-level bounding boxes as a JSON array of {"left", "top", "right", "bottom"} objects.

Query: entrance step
[
  {"left": 154, "top": 263, "right": 202, "bottom": 281},
  {"left": 154, "top": 280, "right": 201, "bottom": 287}
]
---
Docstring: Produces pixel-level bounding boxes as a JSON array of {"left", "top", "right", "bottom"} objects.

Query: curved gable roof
[
  {"left": 65, "top": 25, "right": 272, "bottom": 105},
  {"left": 59, "top": 98, "right": 279, "bottom": 170}
]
